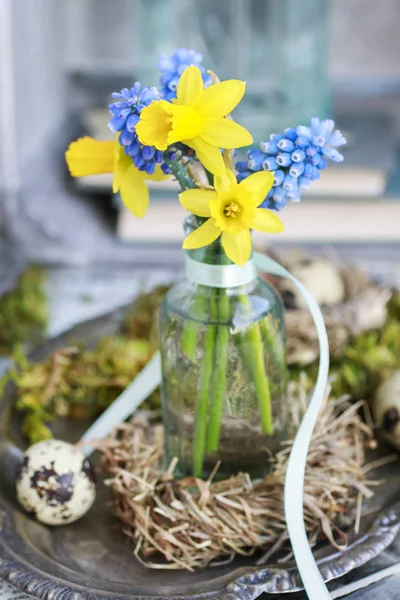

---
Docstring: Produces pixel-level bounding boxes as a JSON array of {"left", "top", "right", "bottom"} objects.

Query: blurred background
[{"left": 1, "top": 0, "right": 400, "bottom": 331}]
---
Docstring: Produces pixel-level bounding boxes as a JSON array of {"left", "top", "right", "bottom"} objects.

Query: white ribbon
[
  {"left": 185, "top": 255, "right": 257, "bottom": 288},
  {"left": 254, "top": 252, "right": 331, "bottom": 599},
  {"left": 79, "top": 254, "right": 330, "bottom": 599}
]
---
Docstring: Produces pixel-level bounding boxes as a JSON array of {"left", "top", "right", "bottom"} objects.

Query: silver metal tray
[{"left": 0, "top": 310, "right": 399, "bottom": 600}]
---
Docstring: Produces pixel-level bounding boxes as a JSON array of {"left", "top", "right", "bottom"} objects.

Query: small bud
[
  {"left": 277, "top": 138, "right": 296, "bottom": 152},
  {"left": 276, "top": 152, "right": 292, "bottom": 167},
  {"left": 126, "top": 141, "right": 140, "bottom": 157},
  {"left": 248, "top": 153, "right": 265, "bottom": 170},
  {"left": 161, "top": 163, "right": 171, "bottom": 175},
  {"left": 310, "top": 153, "right": 321, "bottom": 166},
  {"left": 299, "top": 175, "right": 311, "bottom": 190},
  {"left": 289, "top": 162, "right": 305, "bottom": 177},
  {"left": 283, "top": 174, "right": 297, "bottom": 191},
  {"left": 284, "top": 127, "right": 297, "bottom": 141},
  {"left": 273, "top": 169, "right": 285, "bottom": 186},
  {"left": 306, "top": 145, "right": 318, "bottom": 158},
  {"left": 291, "top": 149, "right": 306, "bottom": 163},
  {"left": 309, "top": 166, "right": 321, "bottom": 181},
  {"left": 145, "top": 160, "right": 156, "bottom": 175},
  {"left": 304, "top": 162, "right": 314, "bottom": 178},
  {"left": 134, "top": 154, "right": 145, "bottom": 169},
  {"left": 269, "top": 133, "right": 285, "bottom": 142},
  {"left": 312, "top": 135, "right": 326, "bottom": 148},
  {"left": 272, "top": 187, "right": 287, "bottom": 202},
  {"left": 296, "top": 125, "right": 312, "bottom": 140},
  {"left": 295, "top": 136, "right": 310, "bottom": 148},
  {"left": 260, "top": 140, "right": 279, "bottom": 154},
  {"left": 262, "top": 157, "right": 278, "bottom": 171},
  {"left": 322, "top": 147, "right": 344, "bottom": 162},
  {"left": 235, "top": 160, "right": 249, "bottom": 173},
  {"left": 287, "top": 182, "right": 300, "bottom": 200},
  {"left": 142, "top": 146, "right": 155, "bottom": 160},
  {"left": 328, "top": 130, "right": 347, "bottom": 147},
  {"left": 247, "top": 149, "right": 264, "bottom": 161},
  {"left": 120, "top": 128, "right": 135, "bottom": 146}
]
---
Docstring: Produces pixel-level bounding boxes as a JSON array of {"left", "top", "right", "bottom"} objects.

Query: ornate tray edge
[{"left": 0, "top": 501, "right": 399, "bottom": 600}]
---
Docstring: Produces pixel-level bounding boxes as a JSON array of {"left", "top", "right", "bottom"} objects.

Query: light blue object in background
[{"left": 135, "top": 0, "right": 331, "bottom": 138}]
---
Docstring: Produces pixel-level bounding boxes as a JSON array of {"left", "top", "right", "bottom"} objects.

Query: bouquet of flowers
[{"left": 66, "top": 48, "right": 346, "bottom": 480}]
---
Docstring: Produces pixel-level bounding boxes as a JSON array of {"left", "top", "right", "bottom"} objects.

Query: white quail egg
[
  {"left": 370, "top": 370, "right": 400, "bottom": 451},
  {"left": 281, "top": 259, "right": 345, "bottom": 309},
  {"left": 15, "top": 439, "right": 96, "bottom": 525}
]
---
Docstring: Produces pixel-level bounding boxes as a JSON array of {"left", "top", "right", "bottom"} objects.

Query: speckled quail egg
[
  {"left": 15, "top": 439, "right": 96, "bottom": 525},
  {"left": 281, "top": 259, "right": 345, "bottom": 309},
  {"left": 370, "top": 370, "right": 400, "bottom": 451}
]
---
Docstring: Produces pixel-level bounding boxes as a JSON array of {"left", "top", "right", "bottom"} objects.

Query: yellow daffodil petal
[
  {"left": 183, "top": 218, "right": 221, "bottom": 249},
  {"left": 176, "top": 65, "right": 204, "bottom": 106},
  {"left": 201, "top": 117, "right": 253, "bottom": 149},
  {"left": 195, "top": 80, "right": 246, "bottom": 118},
  {"left": 119, "top": 166, "right": 150, "bottom": 218},
  {"left": 251, "top": 208, "right": 284, "bottom": 233},
  {"left": 167, "top": 104, "right": 203, "bottom": 144},
  {"left": 179, "top": 189, "right": 214, "bottom": 217},
  {"left": 65, "top": 137, "right": 114, "bottom": 177},
  {"left": 239, "top": 171, "right": 274, "bottom": 205},
  {"left": 222, "top": 230, "right": 252, "bottom": 266},
  {"left": 113, "top": 145, "right": 131, "bottom": 193},
  {"left": 187, "top": 138, "right": 225, "bottom": 175},
  {"left": 136, "top": 101, "right": 171, "bottom": 150},
  {"left": 112, "top": 169, "right": 120, "bottom": 194},
  {"left": 214, "top": 168, "right": 237, "bottom": 193}
]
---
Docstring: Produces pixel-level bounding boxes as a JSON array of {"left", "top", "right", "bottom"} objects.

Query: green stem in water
[
  {"left": 192, "top": 322, "right": 215, "bottom": 478},
  {"left": 237, "top": 295, "right": 274, "bottom": 435},
  {"left": 206, "top": 290, "right": 230, "bottom": 453},
  {"left": 181, "top": 295, "right": 206, "bottom": 361},
  {"left": 259, "top": 317, "right": 286, "bottom": 376}
]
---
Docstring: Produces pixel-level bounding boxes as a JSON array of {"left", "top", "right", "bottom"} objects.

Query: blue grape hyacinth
[
  {"left": 108, "top": 83, "right": 165, "bottom": 175},
  {"left": 158, "top": 48, "right": 212, "bottom": 101},
  {"left": 236, "top": 118, "right": 347, "bottom": 211}
]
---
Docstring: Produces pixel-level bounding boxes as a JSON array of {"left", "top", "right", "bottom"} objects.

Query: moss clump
[
  {"left": 289, "top": 290, "right": 400, "bottom": 400},
  {"left": 0, "top": 266, "right": 48, "bottom": 355},
  {"left": 5, "top": 285, "right": 169, "bottom": 444}
]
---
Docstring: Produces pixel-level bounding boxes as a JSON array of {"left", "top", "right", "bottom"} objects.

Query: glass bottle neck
[
  {"left": 185, "top": 254, "right": 257, "bottom": 288},
  {"left": 183, "top": 215, "right": 257, "bottom": 288}
]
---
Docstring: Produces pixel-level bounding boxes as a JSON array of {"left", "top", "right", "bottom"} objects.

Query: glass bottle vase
[{"left": 159, "top": 223, "right": 287, "bottom": 480}]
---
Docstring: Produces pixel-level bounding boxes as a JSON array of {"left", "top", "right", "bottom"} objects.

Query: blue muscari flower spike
[
  {"left": 108, "top": 83, "right": 170, "bottom": 175},
  {"left": 158, "top": 48, "right": 212, "bottom": 101},
  {"left": 238, "top": 117, "right": 347, "bottom": 211}
]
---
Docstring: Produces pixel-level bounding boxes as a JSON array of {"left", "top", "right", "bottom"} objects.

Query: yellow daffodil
[
  {"left": 136, "top": 66, "right": 253, "bottom": 176},
  {"left": 180, "top": 169, "right": 284, "bottom": 265},
  {"left": 65, "top": 137, "right": 169, "bottom": 218}
]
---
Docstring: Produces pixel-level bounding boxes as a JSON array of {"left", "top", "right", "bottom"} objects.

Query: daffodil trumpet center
[{"left": 224, "top": 201, "right": 240, "bottom": 218}]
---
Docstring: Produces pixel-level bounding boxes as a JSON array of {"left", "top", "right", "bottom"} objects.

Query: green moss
[
  {"left": 289, "top": 291, "right": 400, "bottom": 400},
  {"left": 5, "top": 286, "right": 169, "bottom": 445},
  {"left": 0, "top": 266, "right": 48, "bottom": 355}
]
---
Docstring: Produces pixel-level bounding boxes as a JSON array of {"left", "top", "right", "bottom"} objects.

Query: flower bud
[
  {"left": 273, "top": 169, "right": 285, "bottom": 186},
  {"left": 276, "top": 153, "right": 291, "bottom": 167},
  {"left": 260, "top": 140, "right": 279, "bottom": 154},
  {"left": 277, "top": 138, "right": 296, "bottom": 152},
  {"left": 262, "top": 157, "right": 278, "bottom": 171},
  {"left": 291, "top": 149, "right": 306, "bottom": 163},
  {"left": 289, "top": 162, "right": 305, "bottom": 177}
]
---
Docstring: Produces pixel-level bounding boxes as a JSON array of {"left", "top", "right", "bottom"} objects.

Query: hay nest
[{"left": 95, "top": 382, "right": 384, "bottom": 571}]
